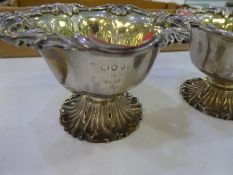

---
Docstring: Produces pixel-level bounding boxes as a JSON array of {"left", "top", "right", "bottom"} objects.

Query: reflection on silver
[
  {"left": 0, "top": 3, "right": 190, "bottom": 142},
  {"left": 180, "top": 7, "right": 233, "bottom": 120}
]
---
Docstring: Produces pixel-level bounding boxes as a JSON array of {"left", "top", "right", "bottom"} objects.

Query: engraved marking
[
  {"left": 111, "top": 65, "right": 118, "bottom": 71},
  {"left": 101, "top": 66, "right": 109, "bottom": 71},
  {"left": 104, "top": 74, "right": 122, "bottom": 89},
  {"left": 121, "top": 65, "right": 126, "bottom": 70},
  {"left": 99, "top": 64, "right": 130, "bottom": 72}
]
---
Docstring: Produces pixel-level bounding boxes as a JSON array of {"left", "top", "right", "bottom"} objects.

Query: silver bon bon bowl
[
  {"left": 0, "top": 3, "right": 189, "bottom": 142},
  {"left": 179, "top": 7, "right": 233, "bottom": 120}
]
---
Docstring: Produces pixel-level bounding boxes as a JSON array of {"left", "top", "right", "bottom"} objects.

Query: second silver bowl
[{"left": 180, "top": 7, "right": 233, "bottom": 120}]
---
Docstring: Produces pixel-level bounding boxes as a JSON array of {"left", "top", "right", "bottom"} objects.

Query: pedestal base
[
  {"left": 180, "top": 77, "right": 233, "bottom": 120},
  {"left": 60, "top": 92, "right": 142, "bottom": 143}
]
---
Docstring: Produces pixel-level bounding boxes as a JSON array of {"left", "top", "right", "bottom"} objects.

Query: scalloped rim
[
  {"left": 0, "top": 3, "right": 190, "bottom": 54},
  {"left": 179, "top": 6, "right": 233, "bottom": 40}
]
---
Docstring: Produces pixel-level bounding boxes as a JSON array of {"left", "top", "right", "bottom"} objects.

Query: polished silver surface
[
  {"left": 41, "top": 46, "right": 159, "bottom": 95},
  {"left": 181, "top": 6, "right": 233, "bottom": 81},
  {"left": 180, "top": 7, "right": 233, "bottom": 120},
  {"left": 0, "top": 3, "right": 190, "bottom": 142},
  {"left": 0, "top": 3, "right": 190, "bottom": 96},
  {"left": 190, "top": 26, "right": 233, "bottom": 81}
]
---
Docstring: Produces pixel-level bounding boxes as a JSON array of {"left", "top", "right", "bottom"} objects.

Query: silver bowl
[
  {"left": 0, "top": 3, "right": 189, "bottom": 142},
  {"left": 179, "top": 7, "right": 233, "bottom": 120}
]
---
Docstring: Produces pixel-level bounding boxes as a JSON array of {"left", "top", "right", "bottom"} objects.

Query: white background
[
  {"left": 1, "top": 52, "right": 233, "bottom": 175},
  {"left": 152, "top": 0, "right": 231, "bottom": 6}
]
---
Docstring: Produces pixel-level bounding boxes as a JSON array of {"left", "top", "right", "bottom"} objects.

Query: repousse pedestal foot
[
  {"left": 180, "top": 77, "right": 233, "bottom": 120},
  {"left": 60, "top": 92, "right": 142, "bottom": 143}
]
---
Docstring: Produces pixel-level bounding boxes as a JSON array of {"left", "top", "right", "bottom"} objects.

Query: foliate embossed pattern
[
  {"left": 180, "top": 78, "right": 233, "bottom": 120},
  {"left": 177, "top": 6, "right": 233, "bottom": 37},
  {"left": 60, "top": 93, "right": 142, "bottom": 143},
  {"left": 0, "top": 3, "right": 190, "bottom": 51}
]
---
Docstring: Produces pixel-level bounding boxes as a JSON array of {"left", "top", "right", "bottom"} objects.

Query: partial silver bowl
[
  {"left": 0, "top": 3, "right": 189, "bottom": 142},
  {"left": 179, "top": 7, "right": 233, "bottom": 120}
]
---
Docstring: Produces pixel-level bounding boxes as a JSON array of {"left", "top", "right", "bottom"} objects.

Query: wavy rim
[
  {"left": 178, "top": 6, "right": 233, "bottom": 40},
  {"left": 0, "top": 3, "right": 190, "bottom": 54}
]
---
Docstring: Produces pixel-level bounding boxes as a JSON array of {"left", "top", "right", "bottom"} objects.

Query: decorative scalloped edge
[
  {"left": 177, "top": 6, "right": 233, "bottom": 39},
  {"left": 0, "top": 3, "right": 190, "bottom": 52}
]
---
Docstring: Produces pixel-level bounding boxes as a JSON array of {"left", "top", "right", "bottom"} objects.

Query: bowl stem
[
  {"left": 180, "top": 76, "right": 233, "bottom": 120},
  {"left": 60, "top": 92, "right": 142, "bottom": 143}
]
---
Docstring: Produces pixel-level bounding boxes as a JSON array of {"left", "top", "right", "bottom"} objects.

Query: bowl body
[
  {"left": 190, "top": 27, "right": 233, "bottom": 81},
  {"left": 31, "top": 4, "right": 156, "bottom": 96},
  {"left": 188, "top": 7, "right": 233, "bottom": 81},
  {"left": 0, "top": 3, "right": 190, "bottom": 96},
  {"left": 40, "top": 45, "right": 158, "bottom": 96},
  {"left": 33, "top": 4, "right": 162, "bottom": 96}
]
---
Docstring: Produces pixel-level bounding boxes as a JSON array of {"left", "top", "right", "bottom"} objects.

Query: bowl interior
[
  {"left": 29, "top": 11, "right": 162, "bottom": 46},
  {"left": 195, "top": 12, "right": 233, "bottom": 32}
]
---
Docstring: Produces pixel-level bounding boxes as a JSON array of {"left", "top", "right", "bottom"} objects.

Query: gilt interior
[
  {"left": 30, "top": 11, "right": 163, "bottom": 46},
  {"left": 196, "top": 12, "right": 233, "bottom": 32}
]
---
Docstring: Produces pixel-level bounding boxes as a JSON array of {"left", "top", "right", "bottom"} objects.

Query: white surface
[
  {"left": 1, "top": 52, "right": 233, "bottom": 175},
  {"left": 151, "top": 0, "right": 185, "bottom": 4}
]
